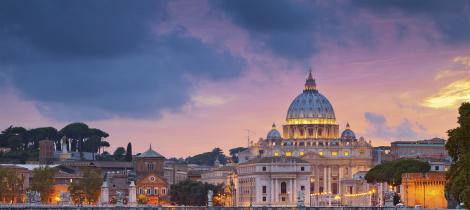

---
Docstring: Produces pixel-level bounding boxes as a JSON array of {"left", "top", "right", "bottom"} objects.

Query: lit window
[
  {"left": 319, "top": 151, "right": 324, "bottom": 156},
  {"left": 331, "top": 151, "right": 338, "bottom": 156},
  {"left": 300, "top": 151, "right": 305, "bottom": 156},
  {"left": 274, "top": 152, "right": 279, "bottom": 156},
  {"left": 344, "top": 151, "right": 349, "bottom": 156},
  {"left": 286, "top": 151, "right": 292, "bottom": 156}
]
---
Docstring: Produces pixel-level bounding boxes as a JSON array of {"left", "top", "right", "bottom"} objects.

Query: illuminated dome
[
  {"left": 267, "top": 123, "right": 281, "bottom": 139},
  {"left": 286, "top": 71, "right": 336, "bottom": 122},
  {"left": 341, "top": 123, "right": 356, "bottom": 139}
]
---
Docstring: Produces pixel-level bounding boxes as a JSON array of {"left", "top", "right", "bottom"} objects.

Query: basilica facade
[{"left": 238, "top": 72, "right": 373, "bottom": 205}]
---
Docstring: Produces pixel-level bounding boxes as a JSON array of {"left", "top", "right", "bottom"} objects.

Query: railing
[{"left": 0, "top": 205, "right": 419, "bottom": 210}]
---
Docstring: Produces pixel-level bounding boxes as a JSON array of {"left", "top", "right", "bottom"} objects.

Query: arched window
[
  {"left": 318, "top": 128, "right": 323, "bottom": 137},
  {"left": 281, "top": 182, "right": 287, "bottom": 194},
  {"left": 154, "top": 187, "right": 159, "bottom": 195}
]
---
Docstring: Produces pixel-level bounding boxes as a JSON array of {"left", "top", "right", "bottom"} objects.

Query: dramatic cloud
[
  {"left": 422, "top": 79, "right": 470, "bottom": 109},
  {"left": 0, "top": 0, "right": 245, "bottom": 120},
  {"left": 353, "top": 0, "right": 470, "bottom": 44},
  {"left": 364, "top": 112, "right": 422, "bottom": 140},
  {"left": 210, "top": 0, "right": 367, "bottom": 60},
  {"left": 434, "top": 56, "right": 470, "bottom": 80},
  {"left": 211, "top": 0, "right": 470, "bottom": 61}
]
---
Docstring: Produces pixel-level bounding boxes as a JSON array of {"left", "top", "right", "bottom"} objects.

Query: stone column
[
  {"left": 274, "top": 178, "right": 277, "bottom": 203},
  {"left": 338, "top": 166, "right": 343, "bottom": 195},
  {"left": 288, "top": 179, "right": 292, "bottom": 203},
  {"left": 323, "top": 167, "right": 327, "bottom": 193},
  {"left": 128, "top": 181, "right": 137, "bottom": 205},
  {"left": 327, "top": 167, "right": 331, "bottom": 193},
  {"left": 271, "top": 178, "right": 274, "bottom": 205},
  {"left": 293, "top": 178, "right": 297, "bottom": 203},
  {"left": 315, "top": 165, "right": 320, "bottom": 193},
  {"left": 100, "top": 180, "right": 109, "bottom": 204}
]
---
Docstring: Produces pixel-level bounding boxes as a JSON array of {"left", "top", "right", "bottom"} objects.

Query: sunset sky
[{"left": 1, "top": 0, "right": 470, "bottom": 157}]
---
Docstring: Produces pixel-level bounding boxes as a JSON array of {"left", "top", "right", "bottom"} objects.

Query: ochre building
[{"left": 400, "top": 172, "right": 447, "bottom": 209}]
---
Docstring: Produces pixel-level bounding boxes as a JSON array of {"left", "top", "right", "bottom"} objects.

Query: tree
[
  {"left": 126, "top": 142, "right": 132, "bottom": 162},
  {"left": 446, "top": 102, "right": 470, "bottom": 207},
  {"left": 185, "top": 147, "right": 228, "bottom": 166},
  {"left": 30, "top": 166, "right": 57, "bottom": 203},
  {"left": 113, "top": 147, "right": 126, "bottom": 161},
  {"left": 82, "top": 135, "right": 101, "bottom": 153},
  {"left": 100, "top": 141, "right": 110, "bottom": 153},
  {"left": 68, "top": 181, "right": 86, "bottom": 204},
  {"left": 60, "top": 122, "right": 90, "bottom": 152},
  {"left": 28, "top": 127, "right": 59, "bottom": 150},
  {"left": 0, "top": 167, "right": 23, "bottom": 203},
  {"left": 68, "top": 168, "right": 102, "bottom": 204},
  {"left": 81, "top": 168, "right": 102, "bottom": 204},
  {"left": 365, "top": 159, "right": 430, "bottom": 185},
  {"left": 229, "top": 147, "right": 247, "bottom": 163},
  {"left": 170, "top": 180, "right": 223, "bottom": 206}
]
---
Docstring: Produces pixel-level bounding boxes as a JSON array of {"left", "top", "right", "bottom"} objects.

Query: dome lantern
[{"left": 304, "top": 69, "right": 317, "bottom": 92}]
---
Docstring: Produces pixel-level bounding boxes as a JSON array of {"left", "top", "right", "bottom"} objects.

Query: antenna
[{"left": 245, "top": 129, "right": 256, "bottom": 147}]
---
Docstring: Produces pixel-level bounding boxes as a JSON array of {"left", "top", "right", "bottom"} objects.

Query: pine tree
[{"left": 126, "top": 142, "right": 132, "bottom": 162}]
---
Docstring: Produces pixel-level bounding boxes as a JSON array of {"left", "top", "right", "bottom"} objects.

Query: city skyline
[{"left": 1, "top": 1, "right": 470, "bottom": 157}]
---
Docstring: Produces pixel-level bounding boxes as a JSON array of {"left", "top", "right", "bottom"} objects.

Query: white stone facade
[{"left": 236, "top": 157, "right": 311, "bottom": 206}]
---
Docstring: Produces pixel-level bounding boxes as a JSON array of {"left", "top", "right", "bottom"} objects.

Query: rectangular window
[
  {"left": 262, "top": 186, "right": 267, "bottom": 194},
  {"left": 435, "top": 166, "right": 439, "bottom": 171},
  {"left": 331, "top": 151, "right": 338, "bottom": 156},
  {"left": 301, "top": 185, "right": 305, "bottom": 191},
  {"left": 262, "top": 196, "right": 266, "bottom": 202},
  {"left": 285, "top": 151, "right": 292, "bottom": 156},
  {"left": 274, "top": 152, "right": 279, "bottom": 156},
  {"left": 301, "top": 166, "right": 305, "bottom": 171},
  {"left": 319, "top": 151, "right": 324, "bottom": 156},
  {"left": 300, "top": 151, "right": 305, "bottom": 156},
  {"left": 262, "top": 166, "right": 267, "bottom": 171},
  {"left": 344, "top": 151, "right": 349, "bottom": 156}
]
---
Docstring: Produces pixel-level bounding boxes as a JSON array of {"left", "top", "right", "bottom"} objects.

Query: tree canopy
[
  {"left": 68, "top": 168, "right": 102, "bottom": 204},
  {"left": 0, "top": 167, "right": 24, "bottom": 203},
  {"left": 185, "top": 147, "right": 228, "bottom": 166},
  {"left": 365, "top": 158, "right": 430, "bottom": 185},
  {"left": 30, "top": 166, "right": 57, "bottom": 203},
  {"left": 0, "top": 122, "right": 110, "bottom": 162},
  {"left": 170, "top": 180, "right": 223, "bottom": 206},
  {"left": 446, "top": 102, "right": 470, "bottom": 207}
]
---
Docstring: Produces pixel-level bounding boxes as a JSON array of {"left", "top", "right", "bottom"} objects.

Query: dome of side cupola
[
  {"left": 341, "top": 123, "right": 356, "bottom": 139},
  {"left": 267, "top": 123, "right": 281, "bottom": 139},
  {"left": 286, "top": 71, "right": 336, "bottom": 123}
]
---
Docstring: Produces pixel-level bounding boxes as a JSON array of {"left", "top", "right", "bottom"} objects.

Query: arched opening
[
  {"left": 281, "top": 182, "right": 287, "bottom": 194},
  {"left": 332, "top": 183, "right": 338, "bottom": 194}
]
